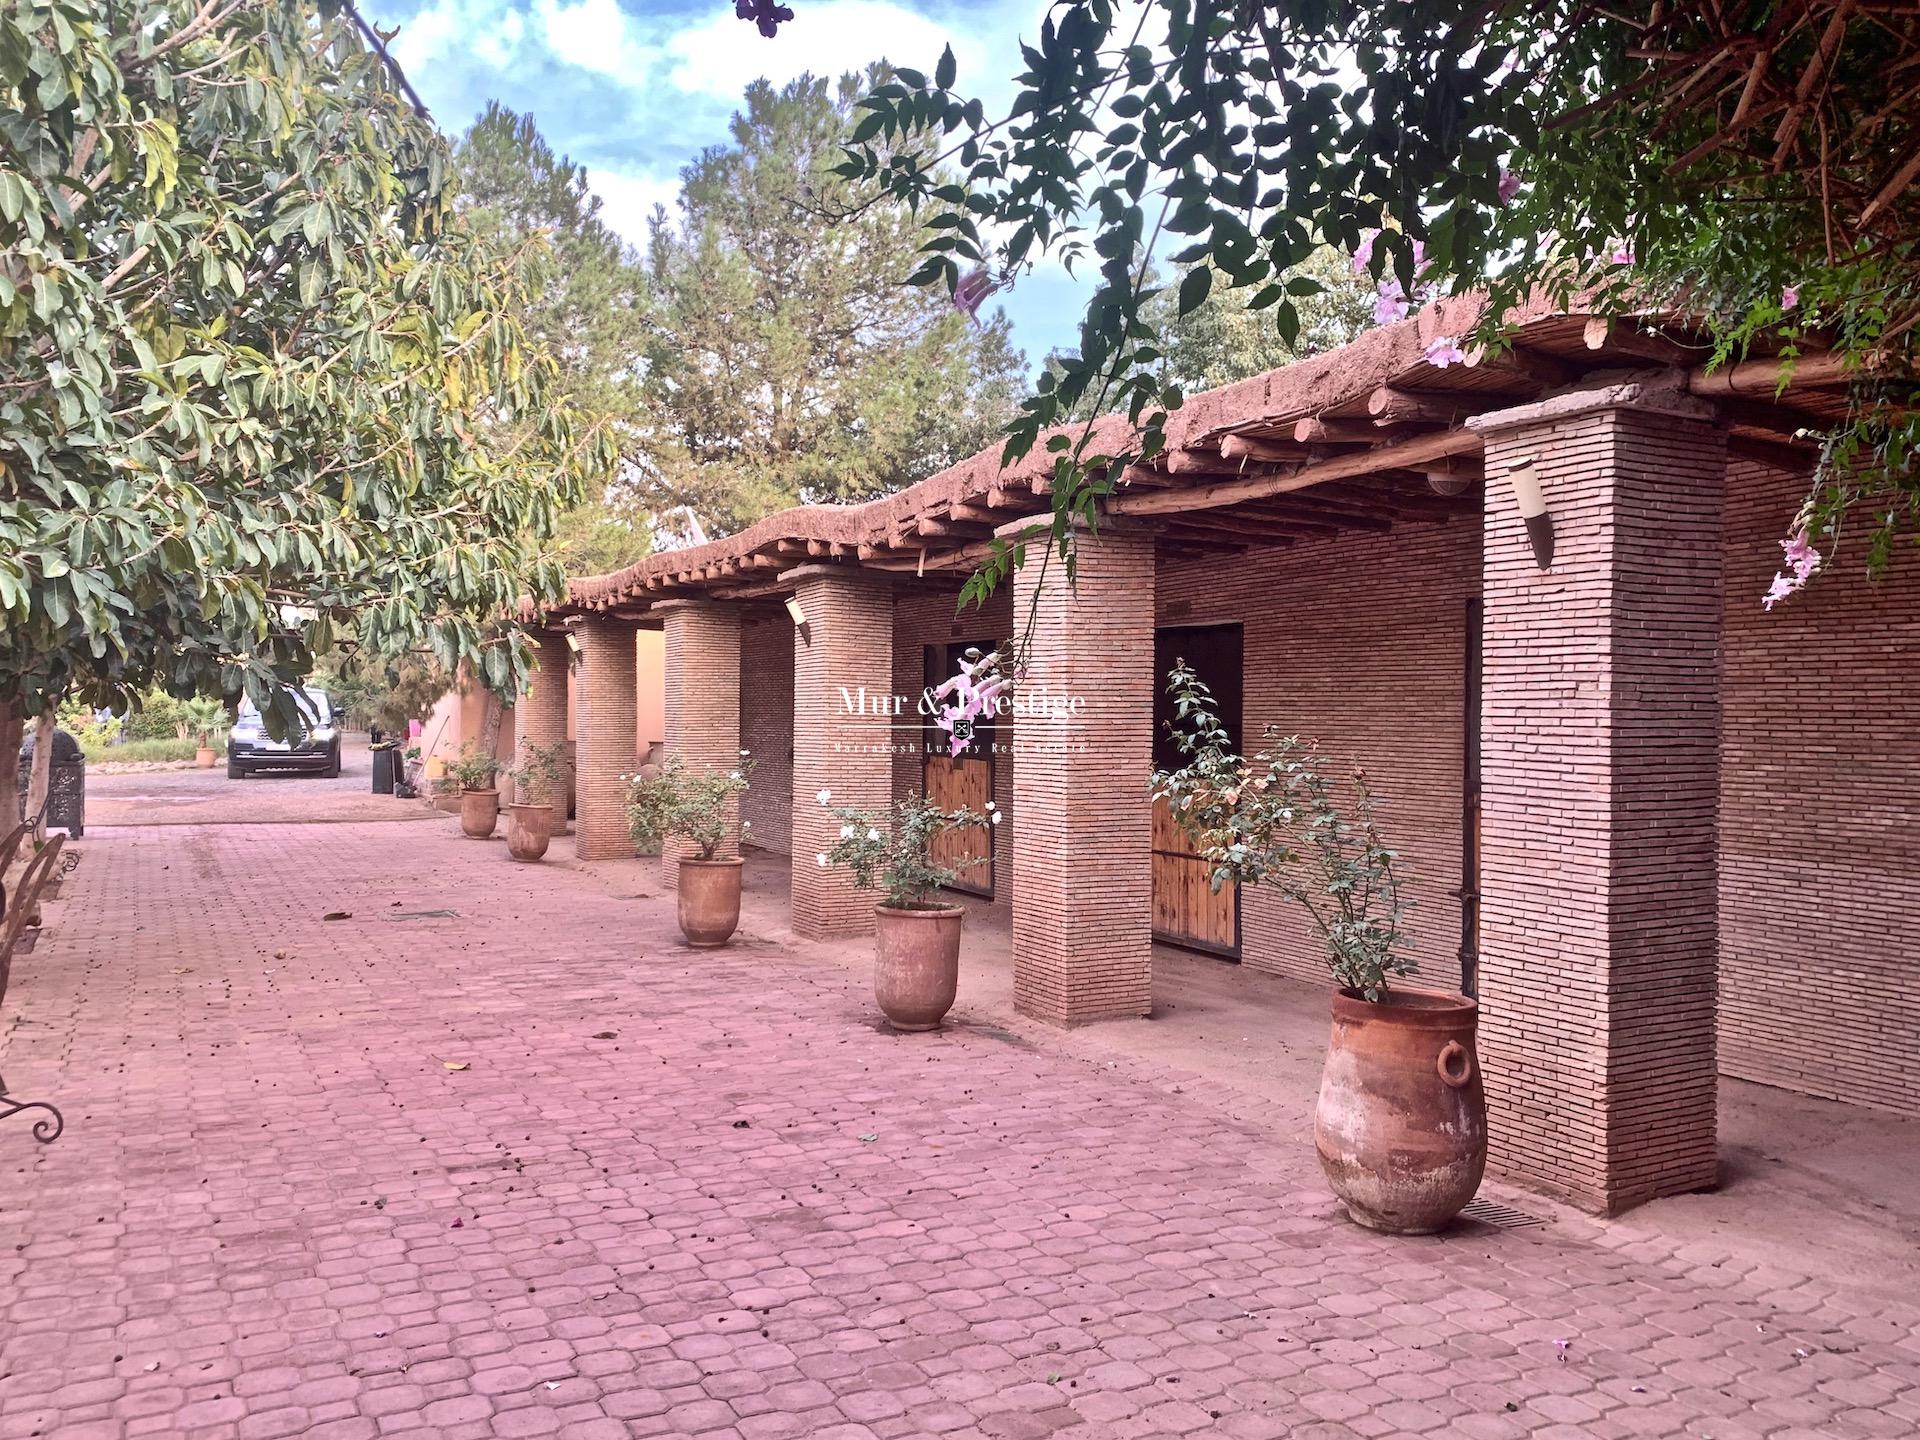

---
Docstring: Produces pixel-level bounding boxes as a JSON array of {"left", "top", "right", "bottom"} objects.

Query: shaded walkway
[{"left": 3, "top": 822, "right": 1917, "bottom": 1439}]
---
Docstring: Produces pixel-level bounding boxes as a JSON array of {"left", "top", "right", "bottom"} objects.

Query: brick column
[
  {"left": 575, "top": 615, "right": 638, "bottom": 861},
  {"left": 519, "top": 630, "right": 570, "bottom": 821},
  {"left": 788, "top": 566, "right": 894, "bottom": 938},
  {"left": 1470, "top": 385, "right": 1726, "bottom": 1215},
  {"left": 659, "top": 599, "right": 743, "bottom": 888},
  {"left": 1004, "top": 518, "right": 1155, "bottom": 1025}
]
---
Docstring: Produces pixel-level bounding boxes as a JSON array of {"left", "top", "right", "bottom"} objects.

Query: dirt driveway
[{"left": 81, "top": 734, "right": 435, "bottom": 826}]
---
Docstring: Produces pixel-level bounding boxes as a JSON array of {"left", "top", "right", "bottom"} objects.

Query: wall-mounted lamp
[
  {"left": 784, "top": 594, "right": 812, "bottom": 646},
  {"left": 1424, "top": 470, "right": 1474, "bottom": 498},
  {"left": 1506, "top": 463, "right": 1555, "bottom": 569}
]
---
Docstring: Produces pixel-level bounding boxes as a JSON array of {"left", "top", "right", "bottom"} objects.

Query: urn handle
[{"left": 1437, "top": 1040, "right": 1474, "bottom": 1089}]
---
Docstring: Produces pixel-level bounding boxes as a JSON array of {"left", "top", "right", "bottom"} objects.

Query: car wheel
[
  {"left": 227, "top": 760, "right": 246, "bottom": 780},
  {"left": 327, "top": 744, "right": 342, "bottom": 779}
]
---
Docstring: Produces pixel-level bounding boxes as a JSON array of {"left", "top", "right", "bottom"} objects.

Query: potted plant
[
  {"left": 817, "top": 791, "right": 992, "bottom": 1032},
  {"left": 449, "top": 741, "right": 503, "bottom": 839},
  {"left": 625, "top": 752, "right": 753, "bottom": 946},
  {"left": 181, "top": 697, "right": 225, "bottom": 768},
  {"left": 504, "top": 739, "right": 565, "bottom": 862},
  {"left": 1151, "top": 663, "right": 1485, "bottom": 1234}
]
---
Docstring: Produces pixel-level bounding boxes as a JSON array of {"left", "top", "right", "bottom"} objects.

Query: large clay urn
[
  {"left": 873, "top": 904, "right": 963, "bottom": 1032},
  {"left": 677, "top": 857, "right": 744, "bottom": 947},
  {"left": 459, "top": 787, "right": 499, "bottom": 840},
  {"left": 506, "top": 803, "right": 553, "bottom": 862},
  {"left": 1314, "top": 987, "right": 1486, "bottom": 1234}
]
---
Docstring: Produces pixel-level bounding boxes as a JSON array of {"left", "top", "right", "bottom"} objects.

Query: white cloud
[
  {"left": 533, "top": 0, "right": 659, "bottom": 83},
  {"left": 664, "top": 0, "right": 989, "bottom": 99},
  {"left": 588, "top": 168, "right": 682, "bottom": 247}
]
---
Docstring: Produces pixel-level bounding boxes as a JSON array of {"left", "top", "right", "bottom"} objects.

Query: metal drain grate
[
  {"left": 1460, "top": 1198, "right": 1547, "bottom": 1230},
  {"left": 383, "top": 909, "right": 459, "bottom": 921}
]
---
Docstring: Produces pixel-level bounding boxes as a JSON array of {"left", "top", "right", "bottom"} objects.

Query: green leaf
[{"left": 1177, "top": 266, "right": 1212, "bottom": 317}]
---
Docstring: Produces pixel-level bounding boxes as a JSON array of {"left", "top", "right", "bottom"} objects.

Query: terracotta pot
[
  {"left": 459, "top": 787, "right": 499, "bottom": 839},
  {"left": 194, "top": 746, "right": 217, "bottom": 768},
  {"left": 677, "top": 858, "right": 743, "bottom": 947},
  {"left": 506, "top": 803, "right": 552, "bottom": 862},
  {"left": 1315, "top": 987, "right": 1486, "bottom": 1234},
  {"left": 873, "top": 904, "right": 963, "bottom": 1032}
]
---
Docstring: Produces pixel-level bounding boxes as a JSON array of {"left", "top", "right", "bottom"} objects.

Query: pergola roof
[{"left": 551, "top": 293, "right": 1851, "bottom": 621}]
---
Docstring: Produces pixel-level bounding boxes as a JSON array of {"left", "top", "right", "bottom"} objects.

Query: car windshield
[{"left": 237, "top": 691, "right": 331, "bottom": 726}]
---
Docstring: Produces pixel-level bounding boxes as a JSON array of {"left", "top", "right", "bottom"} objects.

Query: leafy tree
[
  {"left": 641, "top": 72, "right": 1027, "bottom": 535},
  {"left": 839, "top": 4, "right": 1920, "bottom": 614},
  {"left": 453, "top": 103, "right": 654, "bottom": 575},
  {"left": 1143, "top": 247, "right": 1375, "bottom": 392},
  {"left": 0, "top": 0, "right": 610, "bottom": 763}
]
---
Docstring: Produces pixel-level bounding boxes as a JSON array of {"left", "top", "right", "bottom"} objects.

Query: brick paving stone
[{"left": 2, "top": 821, "right": 1919, "bottom": 1438}]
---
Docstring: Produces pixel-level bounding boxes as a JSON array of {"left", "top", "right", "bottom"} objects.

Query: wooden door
[
  {"left": 1152, "top": 624, "right": 1243, "bottom": 957},
  {"left": 922, "top": 641, "right": 995, "bottom": 898}
]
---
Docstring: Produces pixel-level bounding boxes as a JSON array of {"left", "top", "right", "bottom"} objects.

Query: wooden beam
[
  {"left": 1582, "top": 315, "right": 1705, "bottom": 365},
  {"left": 1292, "top": 416, "right": 1378, "bottom": 444},
  {"left": 1688, "top": 350, "right": 1854, "bottom": 396},
  {"left": 1367, "top": 387, "right": 1504, "bottom": 427},
  {"left": 1463, "top": 343, "right": 1579, "bottom": 389},
  {"left": 1219, "top": 433, "right": 1308, "bottom": 464},
  {"left": 1106, "top": 428, "right": 1482, "bottom": 518}
]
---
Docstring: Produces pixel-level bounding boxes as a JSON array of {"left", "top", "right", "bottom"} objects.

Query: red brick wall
[
  {"left": 660, "top": 601, "right": 742, "bottom": 885},
  {"left": 891, "top": 585, "right": 1016, "bottom": 904},
  {"left": 1007, "top": 522, "right": 1156, "bottom": 1025},
  {"left": 1157, "top": 521, "right": 1479, "bottom": 990},
  {"left": 517, "top": 631, "right": 571, "bottom": 809},
  {"left": 1477, "top": 402, "right": 1725, "bottom": 1214},
  {"left": 1720, "top": 460, "right": 1920, "bottom": 1114},
  {"left": 739, "top": 610, "right": 794, "bottom": 856},
  {"left": 790, "top": 570, "right": 895, "bottom": 938},
  {"left": 574, "top": 617, "right": 639, "bottom": 862}
]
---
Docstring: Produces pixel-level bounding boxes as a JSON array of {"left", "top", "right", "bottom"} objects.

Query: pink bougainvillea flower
[
  {"left": 1424, "top": 336, "right": 1466, "bottom": 368},
  {"left": 1762, "top": 573, "right": 1798, "bottom": 610},
  {"left": 952, "top": 266, "right": 1000, "bottom": 325},
  {"left": 1781, "top": 529, "right": 1820, "bottom": 580},
  {"left": 1373, "top": 278, "right": 1410, "bottom": 324},
  {"left": 1609, "top": 241, "right": 1634, "bottom": 266},
  {"left": 1351, "top": 228, "right": 1379, "bottom": 276},
  {"left": 1780, "top": 284, "right": 1800, "bottom": 311},
  {"left": 1497, "top": 168, "right": 1522, "bottom": 204}
]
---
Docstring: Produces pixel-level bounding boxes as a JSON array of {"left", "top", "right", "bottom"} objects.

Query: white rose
[
  {"left": 817, "top": 788, "right": 832, "bottom": 804},
  {"left": 867, "top": 828, "right": 881, "bottom": 842},
  {"left": 991, "top": 812, "right": 1002, "bottom": 825},
  {"left": 839, "top": 824, "right": 854, "bottom": 838},
  {"left": 816, "top": 852, "right": 829, "bottom": 866}
]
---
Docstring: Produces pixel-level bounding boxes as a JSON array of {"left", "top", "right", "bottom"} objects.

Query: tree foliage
[
  {"left": 0, "top": 0, "right": 610, "bottom": 729},
  {"left": 837, "top": 2, "right": 1920, "bottom": 613},
  {"left": 453, "top": 102, "right": 654, "bottom": 576},
  {"left": 640, "top": 71, "right": 1028, "bottom": 536}
]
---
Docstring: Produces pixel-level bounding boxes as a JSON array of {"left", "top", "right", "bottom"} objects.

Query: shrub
[
  {"left": 1149, "top": 662, "right": 1414, "bottom": 1001},
  {"left": 509, "top": 739, "right": 566, "bottom": 806},
  {"left": 815, "top": 790, "right": 992, "bottom": 910},
  {"left": 448, "top": 741, "right": 503, "bottom": 792},
  {"left": 625, "top": 753, "right": 752, "bottom": 861}
]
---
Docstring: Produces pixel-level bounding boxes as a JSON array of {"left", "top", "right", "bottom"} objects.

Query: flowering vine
[{"left": 1764, "top": 528, "right": 1823, "bottom": 610}]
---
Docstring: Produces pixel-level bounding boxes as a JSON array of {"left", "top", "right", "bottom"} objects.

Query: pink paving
[{"left": 4, "top": 821, "right": 1919, "bottom": 1440}]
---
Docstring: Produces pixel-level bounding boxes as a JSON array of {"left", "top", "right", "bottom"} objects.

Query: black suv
[{"left": 227, "top": 689, "right": 341, "bottom": 779}]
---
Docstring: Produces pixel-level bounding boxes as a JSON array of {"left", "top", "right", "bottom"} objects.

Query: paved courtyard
[{"left": 3, "top": 816, "right": 1918, "bottom": 1439}]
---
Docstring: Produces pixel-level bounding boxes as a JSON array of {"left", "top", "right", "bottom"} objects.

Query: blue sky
[{"left": 366, "top": 0, "right": 1093, "bottom": 369}]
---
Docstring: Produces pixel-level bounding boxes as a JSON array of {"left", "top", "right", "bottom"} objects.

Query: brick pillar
[
  {"left": 1470, "top": 386, "right": 1726, "bottom": 1215},
  {"left": 788, "top": 566, "right": 894, "bottom": 938},
  {"left": 575, "top": 616, "right": 638, "bottom": 861},
  {"left": 1004, "top": 518, "right": 1155, "bottom": 1025},
  {"left": 659, "top": 599, "right": 743, "bottom": 888},
  {"left": 520, "top": 630, "right": 570, "bottom": 821}
]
